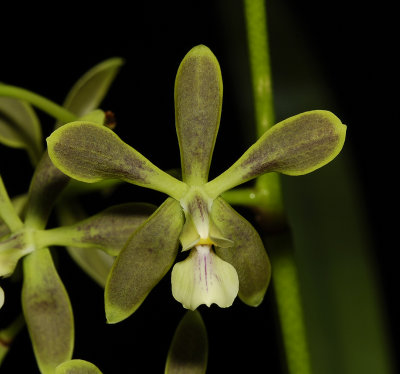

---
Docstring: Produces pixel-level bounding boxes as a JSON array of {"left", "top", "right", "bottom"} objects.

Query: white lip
[{"left": 171, "top": 244, "right": 239, "bottom": 310}]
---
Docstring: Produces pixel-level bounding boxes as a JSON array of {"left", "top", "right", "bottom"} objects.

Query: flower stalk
[{"left": 243, "top": 0, "right": 312, "bottom": 373}]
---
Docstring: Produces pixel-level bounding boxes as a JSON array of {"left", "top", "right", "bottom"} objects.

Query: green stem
[
  {"left": 0, "top": 85, "right": 77, "bottom": 122},
  {"left": 243, "top": 0, "right": 312, "bottom": 373},
  {"left": 0, "top": 314, "right": 25, "bottom": 365},
  {"left": 244, "top": 0, "right": 274, "bottom": 135},
  {"left": 274, "top": 262, "right": 311, "bottom": 373},
  {"left": 267, "top": 231, "right": 312, "bottom": 374},
  {"left": 243, "top": 0, "right": 284, "bottom": 218},
  {"left": 0, "top": 175, "right": 24, "bottom": 232}
]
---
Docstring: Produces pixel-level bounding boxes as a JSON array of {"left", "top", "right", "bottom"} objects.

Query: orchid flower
[{"left": 47, "top": 45, "right": 346, "bottom": 323}]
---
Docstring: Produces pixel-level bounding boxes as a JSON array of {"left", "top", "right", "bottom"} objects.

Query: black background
[{"left": 0, "top": 1, "right": 397, "bottom": 373}]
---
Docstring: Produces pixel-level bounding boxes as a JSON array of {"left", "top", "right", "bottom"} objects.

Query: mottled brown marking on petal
[
  {"left": 241, "top": 112, "right": 340, "bottom": 179},
  {"left": 22, "top": 249, "right": 73, "bottom": 373},
  {"left": 52, "top": 124, "right": 155, "bottom": 184},
  {"left": 175, "top": 46, "right": 222, "bottom": 184},
  {"left": 188, "top": 194, "right": 208, "bottom": 224},
  {"left": 105, "top": 198, "right": 184, "bottom": 321},
  {"left": 76, "top": 203, "right": 155, "bottom": 253}
]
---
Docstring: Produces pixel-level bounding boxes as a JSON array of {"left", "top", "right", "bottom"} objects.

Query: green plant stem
[
  {"left": 0, "top": 175, "right": 24, "bottom": 232},
  {"left": 244, "top": 0, "right": 274, "bottom": 135},
  {"left": 221, "top": 0, "right": 284, "bottom": 223},
  {"left": 0, "top": 85, "right": 77, "bottom": 122},
  {"left": 266, "top": 231, "right": 312, "bottom": 374},
  {"left": 243, "top": 0, "right": 312, "bottom": 373},
  {"left": 0, "top": 314, "right": 25, "bottom": 365}
]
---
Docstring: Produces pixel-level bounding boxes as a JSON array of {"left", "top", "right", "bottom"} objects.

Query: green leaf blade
[
  {"left": 165, "top": 311, "right": 208, "bottom": 374},
  {"left": 47, "top": 122, "right": 188, "bottom": 199},
  {"left": 211, "top": 197, "right": 271, "bottom": 306},
  {"left": 175, "top": 45, "right": 223, "bottom": 185},
  {"left": 22, "top": 248, "right": 74, "bottom": 374},
  {"left": 55, "top": 57, "right": 124, "bottom": 129},
  {"left": 56, "top": 359, "right": 102, "bottom": 374},
  {"left": 206, "top": 110, "right": 346, "bottom": 196},
  {"left": 105, "top": 198, "right": 184, "bottom": 323}
]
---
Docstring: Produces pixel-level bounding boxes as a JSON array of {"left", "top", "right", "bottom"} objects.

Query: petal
[
  {"left": 47, "top": 122, "right": 188, "bottom": 200},
  {"left": 0, "top": 286, "right": 4, "bottom": 309},
  {"left": 171, "top": 245, "right": 239, "bottom": 310},
  {"left": 211, "top": 197, "right": 271, "bottom": 307},
  {"left": 206, "top": 110, "right": 346, "bottom": 197},
  {"left": 0, "top": 95, "right": 43, "bottom": 165},
  {"left": 55, "top": 57, "right": 124, "bottom": 129},
  {"left": 105, "top": 198, "right": 184, "bottom": 323},
  {"left": 179, "top": 213, "right": 200, "bottom": 252},
  {"left": 175, "top": 45, "right": 223, "bottom": 185},
  {"left": 179, "top": 187, "right": 212, "bottom": 249}
]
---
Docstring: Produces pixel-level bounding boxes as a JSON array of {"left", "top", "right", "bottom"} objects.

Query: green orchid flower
[{"left": 47, "top": 45, "right": 346, "bottom": 323}]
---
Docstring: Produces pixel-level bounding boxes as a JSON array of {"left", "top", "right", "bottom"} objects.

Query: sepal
[
  {"left": 47, "top": 122, "right": 188, "bottom": 200},
  {"left": 206, "top": 110, "right": 346, "bottom": 197},
  {"left": 38, "top": 203, "right": 155, "bottom": 256},
  {"left": 55, "top": 57, "right": 124, "bottom": 129},
  {"left": 22, "top": 248, "right": 74, "bottom": 374},
  {"left": 175, "top": 45, "right": 223, "bottom": 185},
  {"left": 0, "top": 95, "right": 43, "bottom": 165},
  {"left": 56, "top": 200, "right": 115, "bottom": 288}
]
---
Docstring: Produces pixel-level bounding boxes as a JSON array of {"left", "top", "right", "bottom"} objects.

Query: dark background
[{"left": 0, "top": 1, "right": 396, "bottom": 373}]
